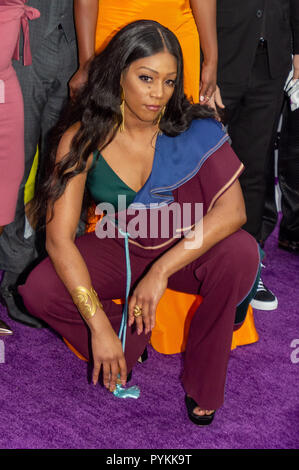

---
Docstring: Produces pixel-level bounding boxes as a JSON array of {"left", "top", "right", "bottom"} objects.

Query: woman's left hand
[
  {"left": 206, "top": 85, "right": 225, "bottom": 115},
  {"left": 128, "top": 268, "right": 168, "bottom": 335},
  {"left": 198, "top": 62, "right": 225, "bottom": 115}
]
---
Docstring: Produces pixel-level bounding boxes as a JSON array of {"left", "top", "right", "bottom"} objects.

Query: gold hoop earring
[
  {"left": 156, "top": 105, "right": 166, "bottom": 126},
  {"left": 120, "top": 90, "right": 125, "bottom": 132}
]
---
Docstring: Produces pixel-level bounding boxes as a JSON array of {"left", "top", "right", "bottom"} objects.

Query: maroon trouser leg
[
  {"left": 19, "top": 229, "right": 259, "bottom": 410},
  {"left": 168, "top": 229, "right": 259, "bottom": 409}
]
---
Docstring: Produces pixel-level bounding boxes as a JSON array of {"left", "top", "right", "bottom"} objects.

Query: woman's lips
[{"left": 145, "top": 105, "right": 161, "bottom": 112}]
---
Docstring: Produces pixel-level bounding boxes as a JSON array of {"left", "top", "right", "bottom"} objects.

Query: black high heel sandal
[{"left": 185, "top": 395, "right": 215, "bottom": 426}]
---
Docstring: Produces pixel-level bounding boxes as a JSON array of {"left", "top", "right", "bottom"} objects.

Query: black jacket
[{"left": 217, "top": 0, "right": 299, "bottom": 83}]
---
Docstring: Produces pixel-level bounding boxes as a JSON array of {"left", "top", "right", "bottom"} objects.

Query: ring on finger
[{"left": 133, "top": 305, "right": 143, "bottom": 318}]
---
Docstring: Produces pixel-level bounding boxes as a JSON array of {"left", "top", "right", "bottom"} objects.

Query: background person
[
  {"left": 0, "top": 0, "right": 78, "bottom": 328},
  {"left": 0, "top": 0, "right": 40, "bottom": 334},
  {"left": 216, "top": 0, "right": 299, "bottom": 310},
  {"left": 261, "top": 71, "right": 299, "bottom": 253}
]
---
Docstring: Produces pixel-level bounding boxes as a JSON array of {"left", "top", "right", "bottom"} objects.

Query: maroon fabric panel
[{"left": 173, "top": 141, "right": 244, "bottom": 215}]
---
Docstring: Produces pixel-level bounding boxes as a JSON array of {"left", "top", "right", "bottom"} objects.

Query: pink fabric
[
  {"left": 0, "top": 0, "right": 40, "bottom": 67},
  {"left": 0, "top": 0, "right": 39, "bottom": 225},
  {"left": 0, "top": 80, "right": 4, "bottom": 103}
]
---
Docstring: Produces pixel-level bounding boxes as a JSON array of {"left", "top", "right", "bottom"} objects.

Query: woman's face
[{"left": 121, "top": 50, "right": 177, "bottom": 125}]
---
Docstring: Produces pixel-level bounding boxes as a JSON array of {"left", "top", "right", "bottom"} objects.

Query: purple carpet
[{"left": 0, "top": 223, "right": 298, "bottom": 450}]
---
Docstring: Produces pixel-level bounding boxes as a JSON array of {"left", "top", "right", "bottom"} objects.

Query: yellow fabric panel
[
  {"left": 231, "top": 306, "right": 259, "bottom": 350},
  {"left": 150, "top": 290, "right": 202, "bottom": 354},
  {"left": 24, "top": 147, "right": 39, "bottom": 205}
]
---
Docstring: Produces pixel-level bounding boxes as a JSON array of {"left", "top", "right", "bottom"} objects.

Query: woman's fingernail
[{"left": 200, "top": 96, "right": 205, "bottom": 102}]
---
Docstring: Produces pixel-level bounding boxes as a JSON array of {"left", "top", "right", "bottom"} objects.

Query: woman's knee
[
  {"left": 220, "top": 230, "right": 260, "bottom": 277},
  {"left": 19, "top": 258, "right": 63, "bottom": 320},
  {"left": 225, "top": 230, "right": 261, "bottom": 303}
]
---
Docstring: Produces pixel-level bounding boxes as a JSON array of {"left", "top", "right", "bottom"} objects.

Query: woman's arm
[
  {"left": 46, "top": 127, "right": 127, "bottom": 391},
  {"left": 190, "top": 0, "right": 218, "bottom": 103},
  {"left": 153, "top": 179, "right": 246, "bottom": 275},
  {"left": 128, "top": 179, "right": 246, "bottom": 334},
  {"left": 69, "top": 0, "right": 99, "bottom": 98}
]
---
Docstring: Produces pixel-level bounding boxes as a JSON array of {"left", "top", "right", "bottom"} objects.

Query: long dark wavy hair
[{"left": 32, "top": 19, "right": 215, "bottom": 225}]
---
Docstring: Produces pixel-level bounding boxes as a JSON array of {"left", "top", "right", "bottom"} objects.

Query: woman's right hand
[{"left": 90, "top": 314, "right": 127, "bottom": 391}]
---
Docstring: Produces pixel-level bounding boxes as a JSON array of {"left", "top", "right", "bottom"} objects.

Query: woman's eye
[
  {"left": 165, "top": 79, "right": 176, "bottom": 87},
  {"left": 139, "top": 75, "right": 152, "bottom": 82}
]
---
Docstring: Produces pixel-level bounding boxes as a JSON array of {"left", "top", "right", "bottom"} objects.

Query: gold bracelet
[{"left": 72, "top": 286, "right": 103, "bottom": 321}]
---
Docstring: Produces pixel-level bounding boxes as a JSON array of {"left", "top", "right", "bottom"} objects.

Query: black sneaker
[{"left": 250, "top": 277, "right": 278, "bottom": 311}]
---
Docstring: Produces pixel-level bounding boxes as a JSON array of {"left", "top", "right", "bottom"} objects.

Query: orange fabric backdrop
[{"left": 95, "top": 0, "right": 200, "bottom": 103}]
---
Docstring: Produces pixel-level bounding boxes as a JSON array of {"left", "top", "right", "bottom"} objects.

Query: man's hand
[{"left": 69, "top": 66, "right": 88, "bottom": 100}]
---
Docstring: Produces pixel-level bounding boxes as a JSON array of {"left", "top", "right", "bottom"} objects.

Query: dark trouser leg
[
  {"left": 278, "top": 104, "right": 299, "bottom": 243},
  {"left": 168, "top": 230, "right": 260, "bottom": 410},
  {"left": 260, "top": 97, "right": 288, "bottom": 244},
  {"left": 0, "top": 57, "right": 46, "bottom": 326},
  {"left": 0, "top": 57, "right": 43, "bottom": 274},
  {"left": 19, "top": 233, "right": 151, "bottom": 373},
  {"left": 35, "top": 33, "right": 78, "bottom": 255},
  {"left": 260, "top": 144, "right": 278, "bottom": 244},
  {"left": 37, "top": 35, "right": 77, "bottom": 185},
  {"left": 220, "top": 48, "right": 287, "bottom": 241}
]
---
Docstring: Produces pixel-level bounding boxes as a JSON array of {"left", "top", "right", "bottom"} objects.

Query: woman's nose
[{"left": 150, "top": 80, "right": 164, "bottom": 99}]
